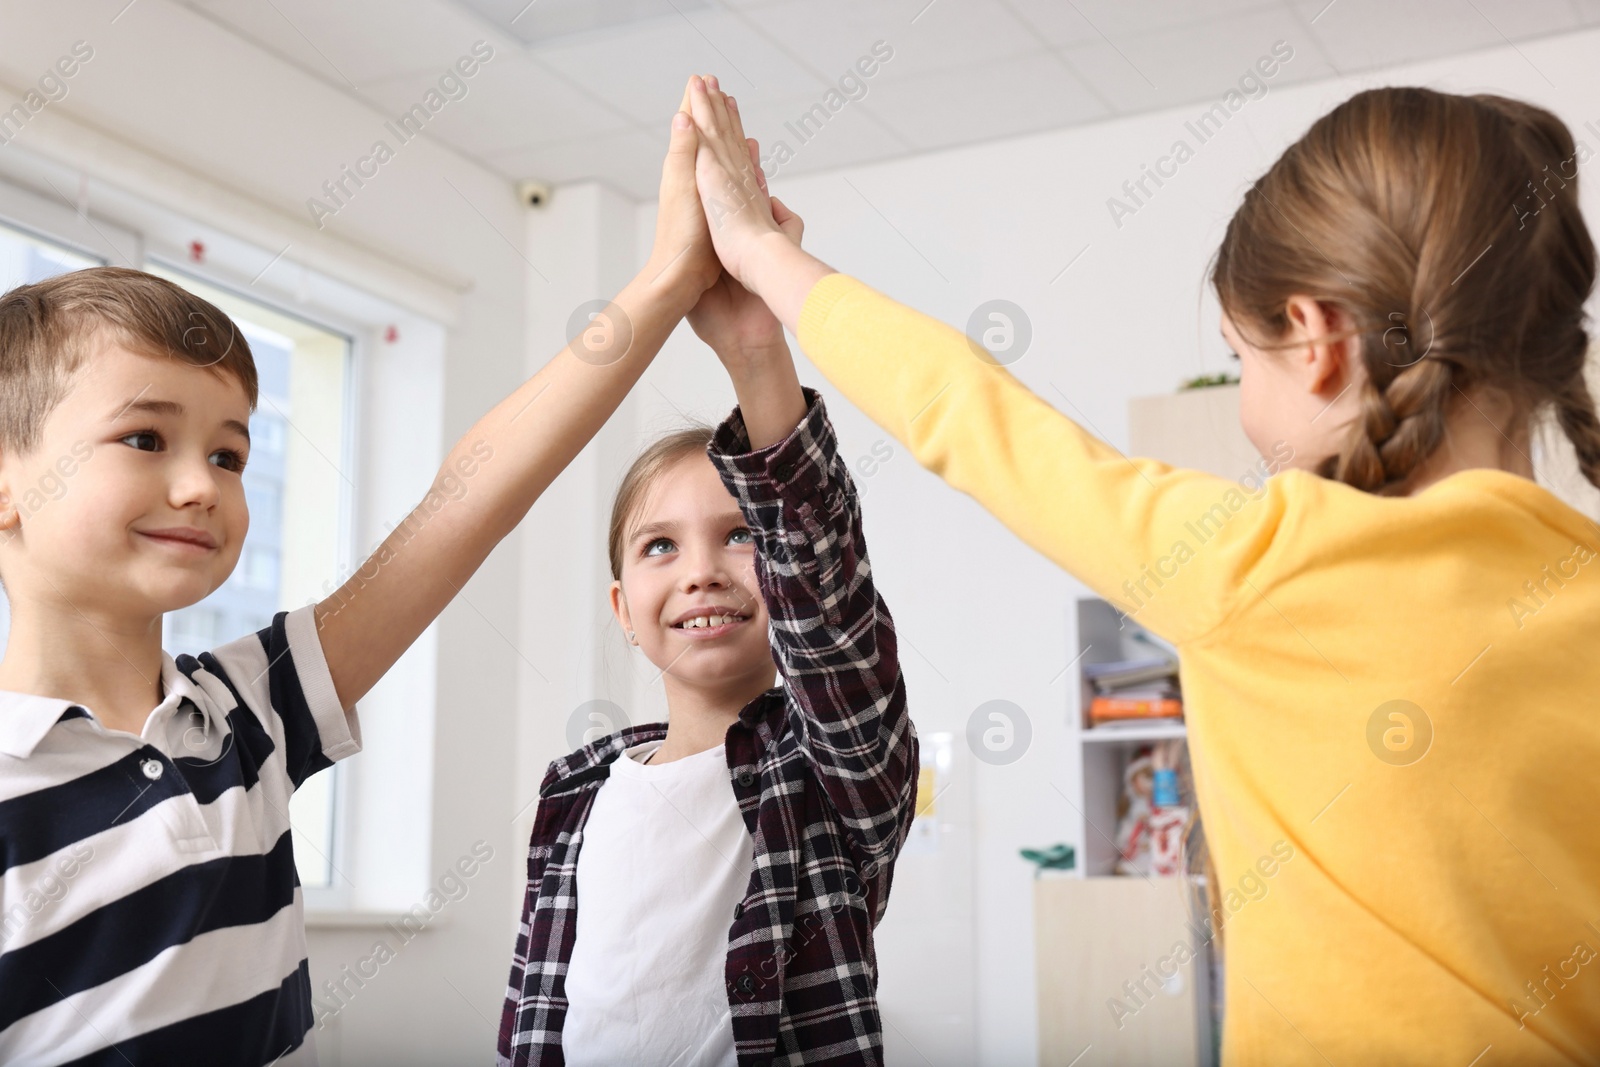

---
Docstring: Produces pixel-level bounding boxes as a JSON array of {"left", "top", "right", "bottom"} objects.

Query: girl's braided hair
[{"left": 1212, "top": 86, "right": 1599, "bottom": 495}]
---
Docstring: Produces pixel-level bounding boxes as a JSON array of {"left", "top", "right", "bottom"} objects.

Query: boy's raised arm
[{"left": 312, "top": 105, "right": 717, "bottom": 712}]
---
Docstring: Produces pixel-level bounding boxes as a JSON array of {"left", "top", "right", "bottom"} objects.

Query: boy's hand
[{"left": 644, "top": 90, "right": 721, "bottom": 309}]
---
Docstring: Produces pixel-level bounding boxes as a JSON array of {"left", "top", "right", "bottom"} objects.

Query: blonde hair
[
  {"left": 606, "top": 424, "right": 716, "bottom": 581},
  {"left": 0, "top": 266, "right": 258, "bottom": 456},
  {"left": 1212, "top": 86, "right": 1598, "bottom": 494}
]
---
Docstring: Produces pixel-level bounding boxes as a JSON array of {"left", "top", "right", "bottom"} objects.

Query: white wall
[{"left": 3, "top": 2, "right": 1599, "bottom": 1064}]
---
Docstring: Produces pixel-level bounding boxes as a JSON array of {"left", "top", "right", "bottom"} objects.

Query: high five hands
[
  {"left": 678, "top": 74, "right": 836, "bottom": 339},
  {"left": 661, "top": 75, "right": 803, "bottom": 376}
]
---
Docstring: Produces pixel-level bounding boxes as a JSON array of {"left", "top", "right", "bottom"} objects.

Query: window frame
[
  {"left": 144, "top": 257, "right": 368, "bottom": 912},
  {"left": 0, "top": 178, "right": 371, "bottom": 912},
  {"left": 0, "top": 178, "right": 141, "bottom": 270}
]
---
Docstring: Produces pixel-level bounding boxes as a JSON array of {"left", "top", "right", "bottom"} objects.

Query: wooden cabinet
[
  {"left": 1035, "top": 876, "right": 1211, "bottom": 1066},
  {"left": 1127, "top": 384, "right": 1259, "bottom": 482}
]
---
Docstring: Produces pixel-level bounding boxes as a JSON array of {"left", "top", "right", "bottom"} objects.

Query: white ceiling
[{"left": 177, "top": 0, "right": 1600, "bottom": 199}]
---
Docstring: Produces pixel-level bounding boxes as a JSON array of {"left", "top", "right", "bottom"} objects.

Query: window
[
  {"left": 150, "top": 267, "right": 354, "bottom": 891},
  {"left": 0, "top": 221, "right": 102, "bottom": 290},
  {"left": 0, "top": 207, "right": 357, "bottom": 895}
]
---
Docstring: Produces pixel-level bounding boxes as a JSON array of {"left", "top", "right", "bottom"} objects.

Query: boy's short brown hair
[{"left": 0, "top": 266, "right": 258, "bottom": 456}]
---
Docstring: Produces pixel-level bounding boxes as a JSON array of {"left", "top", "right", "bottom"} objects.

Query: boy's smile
[{"left": 0, "top": 334, "right": 252, "bottom": 621}]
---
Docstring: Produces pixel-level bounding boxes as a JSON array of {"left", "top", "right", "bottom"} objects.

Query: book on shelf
[
  {"left": 1088, "top": 694, "right": 1183, "bottom": 723},
  {"left": 1082, "top": 656, "right": 1177, "bottom": 690}
]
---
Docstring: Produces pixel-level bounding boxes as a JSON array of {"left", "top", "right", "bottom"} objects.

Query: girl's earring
[{"left": 626, "top": 630, "right": 637, "bottom": 644}]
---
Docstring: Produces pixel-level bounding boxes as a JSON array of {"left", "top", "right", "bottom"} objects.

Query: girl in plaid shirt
[{"left": 498, "top": 82, "right": 919, "bottom": 1067}]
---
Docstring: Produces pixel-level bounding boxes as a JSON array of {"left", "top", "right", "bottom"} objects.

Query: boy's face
[
  {"left": 0, "top": 335, "right": 252, "bottom": 621},
  {"left": 610, "top": 453, "right": 773, "bottom": 699}
]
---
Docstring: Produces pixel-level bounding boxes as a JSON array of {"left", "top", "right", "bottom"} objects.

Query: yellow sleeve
[{"left": 796, "top": 273, "right": 1291, "bottom": 644}]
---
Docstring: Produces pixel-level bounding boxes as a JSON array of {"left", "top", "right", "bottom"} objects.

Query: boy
[{"left": 0, "top": 97, "right": 720, "bottom": 1065}]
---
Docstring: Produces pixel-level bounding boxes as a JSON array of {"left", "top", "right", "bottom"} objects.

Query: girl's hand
[
  {"left": 685, "top": 74, "right": 788, "bottom": 289},
  {"left": 684, "top": 75, "right": 835, "bottom": 332},
  {"left": 643, "top": 97, "right": 721, "bottom": 310},
  {"left": 687, "top": 137, "right": 804, "bottom": 369}
]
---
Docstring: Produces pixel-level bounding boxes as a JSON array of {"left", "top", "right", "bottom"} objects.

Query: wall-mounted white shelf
[{"left": 1081, "top": 721, "right": 1188, "bottom": 744}]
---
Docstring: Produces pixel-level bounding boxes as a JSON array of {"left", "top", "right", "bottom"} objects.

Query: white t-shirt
[{"left": 562, "top": 739, "right": 755, "bottom": 1067}]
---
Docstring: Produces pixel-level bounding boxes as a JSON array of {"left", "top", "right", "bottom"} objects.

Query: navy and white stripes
[{"left": 0, "top": 603, "right": 357, "bottom": 1066}]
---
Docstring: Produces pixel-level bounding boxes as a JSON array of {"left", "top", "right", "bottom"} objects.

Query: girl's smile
[{"left": 668, "top": 606, "right": 752, "bottom": 639}]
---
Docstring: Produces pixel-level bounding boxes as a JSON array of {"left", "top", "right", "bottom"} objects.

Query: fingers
[
  {"left": 724, "top": 90, "right": 751, "bottom": 150},
  {"left": 745, "top": 138, "right": 768, "bottom": 194},
  {"left": 688, "top": 75, "right": 759, "bottom": 206},
  {"left": 669, "top": 110, "right": 696, "bottom": 156},
  {"left": 687, "top": 74, "right": 721, "bottom": 138},
  {"left": 770, "top": 196, "right": 805, "bottom": 244},
  {"left": 704, "top": 78, "right": 735, "bottom": 144},
  {"left": 660, "top": 109, "right": 697, "bottom": 193}
]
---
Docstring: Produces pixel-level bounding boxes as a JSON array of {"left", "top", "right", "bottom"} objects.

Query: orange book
[{"left": 1089, "top": 695, "right": 1183, "bottom": 722}]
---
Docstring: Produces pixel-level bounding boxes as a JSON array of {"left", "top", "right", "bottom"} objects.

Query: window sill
[{"left": 305, "top": 909, "right": 435, "bottom": 930}]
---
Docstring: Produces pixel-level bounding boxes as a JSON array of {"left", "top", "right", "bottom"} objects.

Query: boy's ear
[{"left": 0, "top": 457, "right": 20, "bottom": 538}]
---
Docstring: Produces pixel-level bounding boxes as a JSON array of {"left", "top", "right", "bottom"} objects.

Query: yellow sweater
[{"left": 797, "top": 273, "right": 1600, "bottom": 1064}]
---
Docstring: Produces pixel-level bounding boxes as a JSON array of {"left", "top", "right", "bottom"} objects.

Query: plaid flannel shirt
[{"left": 498, "top": 387, "right": 918, "bottom": 1067}]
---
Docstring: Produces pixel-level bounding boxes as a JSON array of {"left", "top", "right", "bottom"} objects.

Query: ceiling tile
[
  {"left": 451, "top": 0, "right": 716, "bottom": 46},
  {"left": 1291, "top": 0, "right": 1582, "bottom": 43},
  {"left": 1287, "top": 0, "right": 1503, "bottom": 72},
  {"left": 740, "top": 0, "right": 1039, "bottom": 84},
  {"left": 1062, "top": 6, "right": 1334, "bottom": 114},
  {"left": 731, "top": 91, "right": 915, "bottom": 179},
  {"left": 533, "top": 9, "right": 825, "bottom": 124},
  {"left": 995, "top": 0, "right": 1104, "bottom": 47},
  {"left": 860, "top": 51, "right": 1109, "bottom": 152},
  {"left": 358, "top": 54, "right": 635, "bottom": 157},
  {"left": 1057, "top": 0, "right": 1284, "bottom": 40},
  {"left": 180, "top": 0, "right": 498, "bottom": 87}
]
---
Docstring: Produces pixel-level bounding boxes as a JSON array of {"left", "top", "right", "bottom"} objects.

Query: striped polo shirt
[{"left": 0, "top": 603, "right": 358, "bottom": 1066}]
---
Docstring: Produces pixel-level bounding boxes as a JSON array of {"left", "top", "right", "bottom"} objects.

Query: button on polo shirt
[{"left": 0, "top": 604, "right": 359, "bottom": 1066}]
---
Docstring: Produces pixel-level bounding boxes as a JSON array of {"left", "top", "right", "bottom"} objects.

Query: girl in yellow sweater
[{"left": 682, "top": 75, "right": 1600, "bottom": 1064}]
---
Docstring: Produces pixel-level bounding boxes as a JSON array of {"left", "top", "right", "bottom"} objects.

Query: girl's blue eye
[{"left": 643, "top": 529, "right": 750, "bottom": 556}]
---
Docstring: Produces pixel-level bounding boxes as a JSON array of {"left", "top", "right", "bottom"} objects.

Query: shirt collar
[
  {"left": 0, "top": 650, "right": 230, "bottom": 760},
  {"left": 0, "top": 692, "right": 86, "bottom": 758}
]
